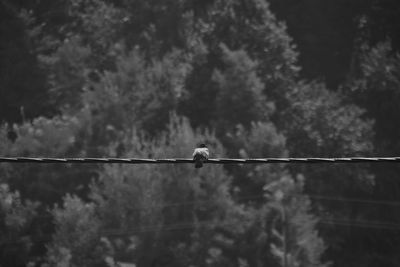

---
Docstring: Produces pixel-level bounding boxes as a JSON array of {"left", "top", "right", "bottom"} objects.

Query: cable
[
  {"left": 319, "top": 218, "right": 400, "bottom": 231},
  {"left": 1, "top": 157, "right": 400, "bottom": 164},
  {"left": 126, "top": 193, "right": 400, "bottom": 212},
  {"left": 23, "top": 192, "right": 400, "bottom": 222},
  {"left": 2, "top": 215, "right": 399, "bottom": 247},
  {"left": 308, "top": 194, "right": 400, "bottom": 206},
  {"left": 3, "top": 193, "right": 400, "bottom": 246},
  {"left": 100, "top": 217, "right": 400, "bottom": 237}
]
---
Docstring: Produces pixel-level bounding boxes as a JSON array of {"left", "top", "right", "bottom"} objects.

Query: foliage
[
  {"left": 350, "top": 42, "right": 400, "bottom": 153},
  {"left": 343, "top": 41, "right": 400, "bottom": 267},
  {"left": 0, "top": 4, "right": 52, "bottom": 124},
  {"left": 282, "top": 81, "right": 373, "bottom": 158},
  {"left": 225, "top": 121, "right": 288, "bottom": 203},
  {"left": 45, "top": 195, "right": 106, "bottom": 267},
  {"left": 44, "top": 115, "right": 327, "bottom": 267},
  {"left": 45, "top": 116, "right": 238, "bottom": 266},
  {"left": 2, "top": 0, "right": 396, "bottom": 266},
  {"left": 213, "top": 45, "right": 274, "bottom": 134},
  {"left": 92, "top": 115, "right": 234, "bottom": 266},
  {"left": 0, "top": 114, "right": 90, "bottom": 203},
  {"left": 0, "top": 184, "right": 38, "bottom": 266},
  {"left": 84, "top": 49, "right": 191, "bottom": 136},
  {"left": 181, "top": 0, "right": 300, "bottom": 128},
  {"left": 265, "top": 175, "right": 328, "bottom": 267}
]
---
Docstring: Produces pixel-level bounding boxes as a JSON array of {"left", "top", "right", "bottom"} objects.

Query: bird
[{"left": 192, "top": 144, "right": 209, "bottom": 169}]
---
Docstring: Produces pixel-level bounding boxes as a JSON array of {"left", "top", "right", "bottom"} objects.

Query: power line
[
  {"left": 3, "top": 193, "right": 400, "bottom": 246},
  {"left": 2, "top": 216, "right": 399, "bottom": 248},
  {"left": 319, "top": 218, "right": 400, "bottom": 231},
  {"left": 309, "top": 194, "right": 400, "bottom": 207},
  {"left": 22, "top": 192, "right": 400, "bottom": 222},
  {"left": 1, "top": 157, "right": 400, "bottom": 164},
  {"left": 3, "top": 214, "right": 400, "bottom": 247},
  {"left": 100, "top": 217, "right": 400, "bottom": 237},
  {"left": 128, "top": 193, "right": 400, "bottom": 212}
]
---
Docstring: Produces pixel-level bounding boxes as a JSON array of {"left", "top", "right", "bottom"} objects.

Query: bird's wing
[
  {"left": 203, "top": 148, "right": 209, "bottom": 159},
  {"left": 198, "top": 148, "right": 209, "bottom": 159}
]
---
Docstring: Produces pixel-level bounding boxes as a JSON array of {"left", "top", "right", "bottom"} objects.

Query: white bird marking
[{"left": 193, "top": 147, "right": 209, "bottom": 168}]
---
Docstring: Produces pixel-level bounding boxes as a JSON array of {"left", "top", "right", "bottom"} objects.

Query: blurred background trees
[{"left": 0, "top": 0, "right": 399, "bottom": 266}]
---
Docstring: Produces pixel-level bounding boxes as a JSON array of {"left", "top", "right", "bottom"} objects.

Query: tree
[
  {"left": 265, "top": 175, "right": 328, "bottom": 267},
  {"left": 0, "top": 3, "right": 53, "bottom": 124},
  {"left": 180, "top": 0, "right": 300, "bottom": 127},
  {"left": 281, "top": 81, "right": 373, "bottom": 158},
  {"left": 224, "top": 121, "right": 288, "bottom": 204},
  {"left": 0, "top": 184, "right": 38, "bottom": 266},
  {"left": 83, "top": 48, "right": 191, "bottom": 136},
  {"left": 46, "top": 115, "right": 238, "bottom": 266},
  {"left": 350, "top": 42, "right": 400, "bottom": 153},
  {"left": 0, "top": 114, "right": 91, "bottom": 204},
  {"left": 344, "top": 41, "right": 400, "bottom": 267},
  {"left": 45, "top": 195, "right": 106, "bottom": 267},
  {"left": 213, "top": 45, "right": 274, "bottom": 135},
  {"left": 0, "top": 1, "right": 369, "bottom": 266}
]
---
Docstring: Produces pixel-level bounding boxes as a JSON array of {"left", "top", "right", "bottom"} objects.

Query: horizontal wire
[
  {"left": 309, "top": 194, "right": 400, "bottom": 206},
  {"left": 4, "top": 214, "right": 400, "bottom": 246},
  {"left": 123, "top": 193, "right": 400, "bottom": 213},
  {"left": 97, "top": 195, "right": 400, "bottom": 235},
  {"left": 2, "top": 217, "right": 398, "bottom": 247},
  {"left": 101, "top": 217, "right": 400, "bottom": 237},
  {"left": 1, "top": 157, "right": 400, "bottom": 164},
  {"left": 3, "top": 193, "right": 400, "bottom": 245},
  {"left": 10, "top": 192, "right": 400, "bottom": 222},
  {"left": 319, "top": 219, "right": 400, "bottom": 231}
]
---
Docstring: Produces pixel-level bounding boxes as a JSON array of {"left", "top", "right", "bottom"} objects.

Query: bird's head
[{"left": 198, "top": 143, "right": 207, "bottom": 148}]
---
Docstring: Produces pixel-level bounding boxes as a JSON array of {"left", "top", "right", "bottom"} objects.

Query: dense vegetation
[{"left": 1, "top": 0, "right": 400, "bottom": 266}]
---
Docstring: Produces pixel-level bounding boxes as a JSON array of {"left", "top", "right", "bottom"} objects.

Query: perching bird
[{"left": 192, "top": 144, "right": 209, "bottom": 169}]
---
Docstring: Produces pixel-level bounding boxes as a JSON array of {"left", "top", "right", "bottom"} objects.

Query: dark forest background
[{"left": 1, "top": 0, "right": 400, "bottom": 266}]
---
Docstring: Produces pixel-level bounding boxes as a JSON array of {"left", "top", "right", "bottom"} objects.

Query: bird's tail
[
  {"left": 195, "top": 159, "right": 203, "bottom": 169},
  {"left": 194, "top": 155, "right": 204, "bottom": 168}
]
